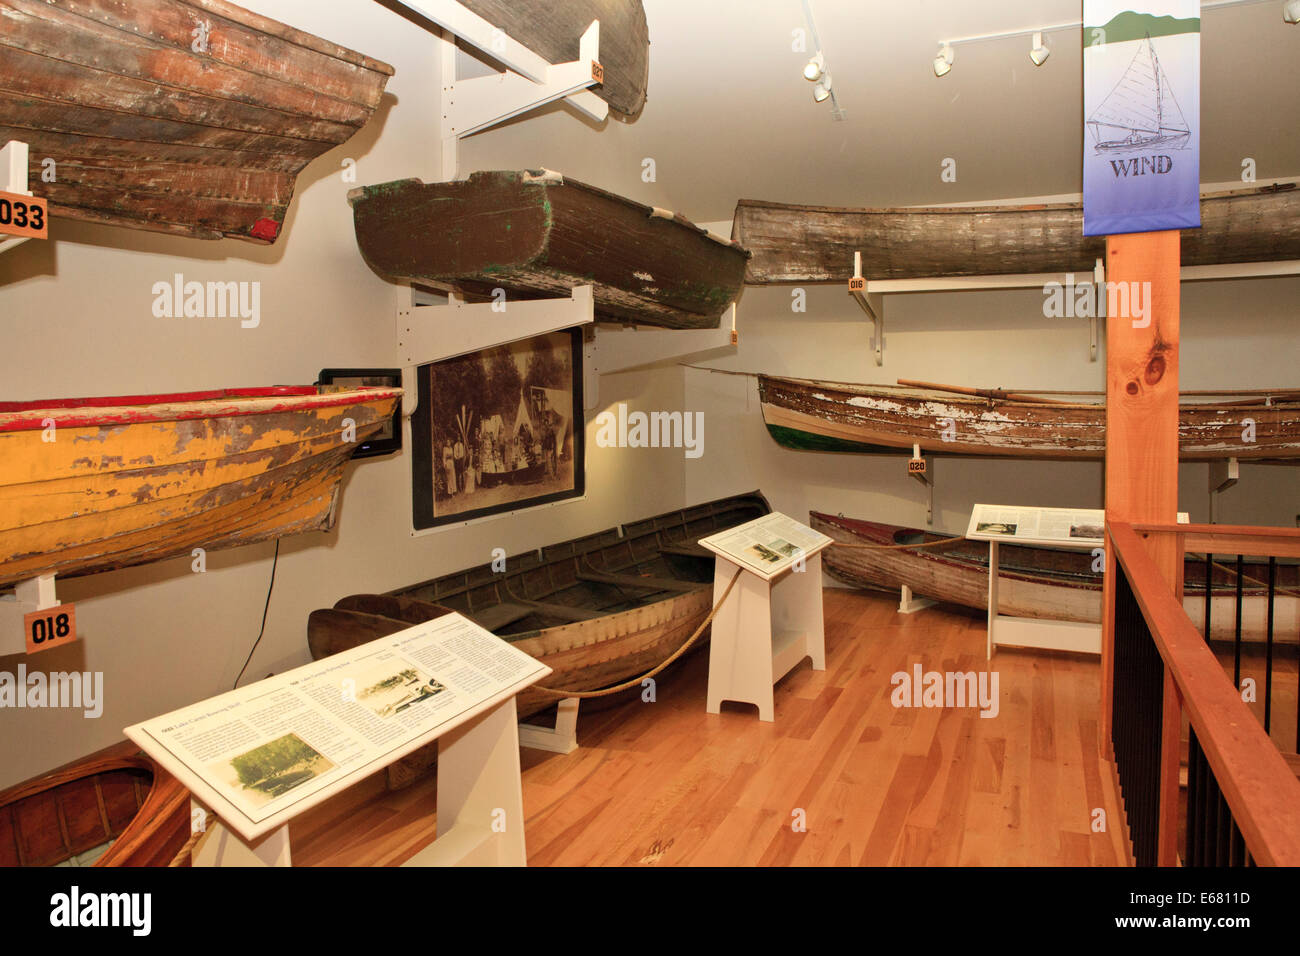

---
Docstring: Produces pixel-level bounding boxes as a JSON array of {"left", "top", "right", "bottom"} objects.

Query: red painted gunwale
[{"left": 0, "top": 386, "right": 403, "bottom": 433}]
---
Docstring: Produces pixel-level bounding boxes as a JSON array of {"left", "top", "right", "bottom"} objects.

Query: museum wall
[
  {"left": 684, "top": 273, "right": 1300, "bottom": 541},
  {"left": 0, "top": 0, "right": 688, "bottom": 788}
]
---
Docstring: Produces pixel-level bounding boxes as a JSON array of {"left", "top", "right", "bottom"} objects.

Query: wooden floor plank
[{"left": 292, "top": 589, "right": 1132, "bottom": 867}]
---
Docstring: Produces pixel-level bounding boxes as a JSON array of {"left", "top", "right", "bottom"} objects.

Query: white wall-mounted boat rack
[
  {"left": 848, "top": 251, "right": 1300, "bottom": 367},
  {"left": 392, "top": 0, "right": 609, "bottom": 180},
  {"left": 0, "top": 140, "right": 36, "bottom": 255},
  {"left": 0, "top": 574, "right": 67, "bottom": 656},
  {"left": 394, "top": 283, "right": 738, "bottom": 420}
]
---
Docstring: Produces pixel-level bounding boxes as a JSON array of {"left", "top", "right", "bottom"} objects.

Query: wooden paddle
[{"left": 896, "top": 379, "right": 1079, "bottom": 405}]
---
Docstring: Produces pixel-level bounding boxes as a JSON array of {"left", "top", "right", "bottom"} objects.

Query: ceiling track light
[
  {"left": 813, "top": 73, "right": 832, "bottom": 102},
  {"left": 1285, "top": 0, "right": 1300, "bottom": 23},
  {"left": 803, "top": 52, "right": 825, "bottom": 82},
  {"left": 933, "top": 42, "right": 953, "bottom": 77},
  {"left": 1029, "top": 31, "right": 1050, "bottom": 66}
]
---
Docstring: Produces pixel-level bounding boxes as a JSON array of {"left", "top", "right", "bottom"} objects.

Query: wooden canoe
[
  {"left": 758, "top": 375, "right": 1300, "bottom": 461},
  {"left": 308, "top": 491, "right": 771, "bottom": 720},
  {"left": 0, "top": 385, "right": 402, "bottom": 588},
  {"left": 733, "top": 182, "right": 1300, "bottom": 283},
  {"left": 455, "top": 0, "right": 649, "bottom": 117},
  {"left": 810, "top": 512, "right": 1299, "bottom": 643},
  {"left": 1, "top": 0, "right": 393, "bottom": 243},
  {"left": 0, "top": 739, "right": 190, "bottom": 866},
  {"left": 349, "top": 170, "right": 750, "bottom": 329}
]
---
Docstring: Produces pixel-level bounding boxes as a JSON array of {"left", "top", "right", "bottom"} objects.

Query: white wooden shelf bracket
[
  {"left": 396, "top": 283, "right": 596, "bottom": 419},
  {"left": 849, "top": 251, "right": 885, "bottom": 365},
  {"left": 907, "top": 443, "right": 933, "bottom": 525},
  {"left": 1207, "top": 457, "right": 1239, "bottom": 524},
  {"left": 0, "top": 574, "right": 61, "bottom": 654},
  {"left": 583, "top": 303, "right": 738, "bottom": 411},
  {"left": 394, "top": 0, "right": 607, "bottom": 178},
  {"left": 0, "top": 140, "right": 34, "bottom": 255}
]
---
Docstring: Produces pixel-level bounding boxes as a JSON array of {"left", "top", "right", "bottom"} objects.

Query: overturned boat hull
[
  {"left": 810, "top": 512, "right": 1300, "bottom": 643},
  {"left": 758, "top": 375, "right": 1300, "bottom": 461},
  {"left": 0, "top": 385, "right": 402, "bottom": 588}
]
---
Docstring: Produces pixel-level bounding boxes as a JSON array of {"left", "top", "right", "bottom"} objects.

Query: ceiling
[{"left": 462, "top": 0, "right": 1300, "bottom": 221}]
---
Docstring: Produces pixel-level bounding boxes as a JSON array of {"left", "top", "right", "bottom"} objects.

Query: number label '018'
[
  {"left": 0, "top": 190, "right": 48, "bottom": 240},
  {"left": 24, "top": 603, "right": 76, "bottom": 654}
]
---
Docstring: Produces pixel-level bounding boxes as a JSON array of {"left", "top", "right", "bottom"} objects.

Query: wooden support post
[{"left": 1101, "top": 230, "right": 1182, "bottom": 863}]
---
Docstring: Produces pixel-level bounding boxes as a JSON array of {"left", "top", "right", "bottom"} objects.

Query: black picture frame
[
  {"left": 411, "top": 327, "right": 585, "bottom": 530},
  {"left": 316, "top": 368, "right": 403, "bottom": 459}
]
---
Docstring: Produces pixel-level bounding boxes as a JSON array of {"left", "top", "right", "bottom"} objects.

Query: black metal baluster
[
  {"left": 1234, "top": 554, "right": 1244, "bottom": 690},
  {"left": 1265, "top": 557, "right": 1276, "bottom": 734},
  {"left": 1186, "top": 729, "right": 1200, "bottom": 866},
  {"left": 1203, "top": 552, "right": 1213, "bottom": 641}
]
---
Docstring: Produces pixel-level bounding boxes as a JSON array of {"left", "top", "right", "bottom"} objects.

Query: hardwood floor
[{"left": 291, "top": 588, "right": 1133, "bottom": 866}]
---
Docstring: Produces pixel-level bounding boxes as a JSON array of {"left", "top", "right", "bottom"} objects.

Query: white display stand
[
  {"left": 966, "top": 504, "right": 1105, "bottom": 660},
  {"left": 966, "top": 504, "right": 1190, "bottom": 659},
  {"left": 699, "top": 513, "right": 832, "bottom": 721},
  {"left": 127, "top": 612, "right": 550, "bottom": 867}
]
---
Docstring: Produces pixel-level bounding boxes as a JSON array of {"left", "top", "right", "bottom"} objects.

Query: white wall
[
  {"left": 0, "top": 0, "right": 686, "bottom": 788},
  {"left": 686, "top": 275, "right": 1300, "bottom": 540}
]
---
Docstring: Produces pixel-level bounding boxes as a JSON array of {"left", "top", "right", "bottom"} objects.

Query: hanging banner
[{"left": 1082, "top": 1, "right": 1200, "bottom": 236}]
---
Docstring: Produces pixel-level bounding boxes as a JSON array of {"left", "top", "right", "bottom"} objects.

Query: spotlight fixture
[
  {"left": 933, "top": 42, "right": 953, "bottom": 77},
  {"left": 813, "top": 73, "right": 832, "bottom": 102},
  {"left": 803, "top": 52, "right": 825, "bottom": 82},
  {"left": 1285, "top": 0, "right": 1300, "bottom": 23},
  {"left": 1029, "top": 31, "right": 1050, "bottom": 66}
]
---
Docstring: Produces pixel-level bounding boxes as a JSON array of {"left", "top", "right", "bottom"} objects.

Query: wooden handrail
[
  {"left": 1109, "top": 520, "right": 1300, "bottom": 866},
  {"left": 1130, "top": 522, "right": 1300, "bottom": 559}
]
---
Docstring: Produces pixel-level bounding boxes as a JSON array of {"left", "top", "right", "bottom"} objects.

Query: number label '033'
[
  {"left": 24, "top": 603, "right": 76, "bottom": 654},
  {"left": 0, "top": 191, "right": 49, "bottom": 240}
]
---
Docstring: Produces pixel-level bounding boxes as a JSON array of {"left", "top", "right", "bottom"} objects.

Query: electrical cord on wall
[{"left": 234, "top": 540, "right": 279, "bottom": 689}]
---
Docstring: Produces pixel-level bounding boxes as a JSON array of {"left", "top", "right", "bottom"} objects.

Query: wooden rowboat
[
  {"left": 308, "top": 491, "right": 770, "bottom": 721},
  {"left": 0, "top": 385, "right": 402, "bottom": 588},
  {"left": 758, "top": 375, "right": 1300, "bottom": 461},
  {"left": 810, "top": 512, "right": 1299, "bottom": 643},
  {"left": 2, "top": 0, "right": 393, "bottom": 242},
  {"left": 733, "top": 182, "right": 1300, "bottom": 283},
  {"left": 0, "top": 740, "right": 190, "bottom": 866},
  {"left": 455, "top": 0, "right": 649, "bottom": 117},
  {"left": 349, "top": 170, "right": 750, "bottom": 329}
]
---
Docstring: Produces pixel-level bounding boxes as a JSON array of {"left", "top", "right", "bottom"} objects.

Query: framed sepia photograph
[
  {"left": 316, "top": 367, "right": 403, "bottom": 458},
  {"left": 411, "top": 328, "right": 585, "bottom": 530}
]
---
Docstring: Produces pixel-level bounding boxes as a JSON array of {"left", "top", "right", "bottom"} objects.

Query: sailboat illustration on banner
[{"left": 1087, "top": 33, "right": 1190, "bottom": 152}]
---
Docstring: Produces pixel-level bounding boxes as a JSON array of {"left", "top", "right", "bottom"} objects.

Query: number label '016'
[
  {"left": 24, "top": 603, "right": 76, "bottom": 654},
  {"left": 0, "top": 190, "right": 48, "bottom": 240}
]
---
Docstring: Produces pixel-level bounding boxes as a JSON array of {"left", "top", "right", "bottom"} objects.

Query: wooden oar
[{"left": 896, "top": 379, "right": 1079, "bottom": 406}]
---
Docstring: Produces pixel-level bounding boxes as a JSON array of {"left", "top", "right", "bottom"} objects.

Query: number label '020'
[
  {"left": 24, "top": 603, "right": 77, "bottom": 654},
  {"left": 0, "top": 190, "right": 49, "bottom": 240}
]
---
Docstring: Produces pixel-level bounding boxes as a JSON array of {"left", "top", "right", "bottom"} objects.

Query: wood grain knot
[
  {"left": 1144, "top": 355, "right": 1166, "bottom": 385},
  {"left": 1125, "top": 381, "right": 1139, "bottom": 396}
]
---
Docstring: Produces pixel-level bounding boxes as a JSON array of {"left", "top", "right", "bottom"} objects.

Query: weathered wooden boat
[
  {"left": 0, "top": 385, "right": 402, "bottom": 588},
  {"left": 349, "top": 170, "right": 750, "bottom": 329},
  {"left": 733, "top": 182, "right": 1300, "bottom": 283},
  {"left": 308, "top": 491, "right": 770, "bottom": 720},
  {"left": 810, "top": 512, "right": 1300, "bottom": 643},
  {"left": 1, "top": 0, "right": 393, "bottom": 242},
  {"left": 758, "top": 375, "right": 1300, "bottom": 461},
  {"left": 454, "top": 0, "right": 649, "bottom": 117},
  {"left": 0, "top": 740, "right": 190, "bottom": 866}
]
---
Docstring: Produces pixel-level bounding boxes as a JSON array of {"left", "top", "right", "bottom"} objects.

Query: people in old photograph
[
  {"left": 1069, "top": 523, "right": 1104, "bottom": 539},
  {"left": 976, "top": 521, "right": 1017, "bottom": 536},
  {"left": 428, "top": 331, "right": 576, "bottom": 519},
  {"left": 749, "top": 543, "right": 783, "bottom": 564}
]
